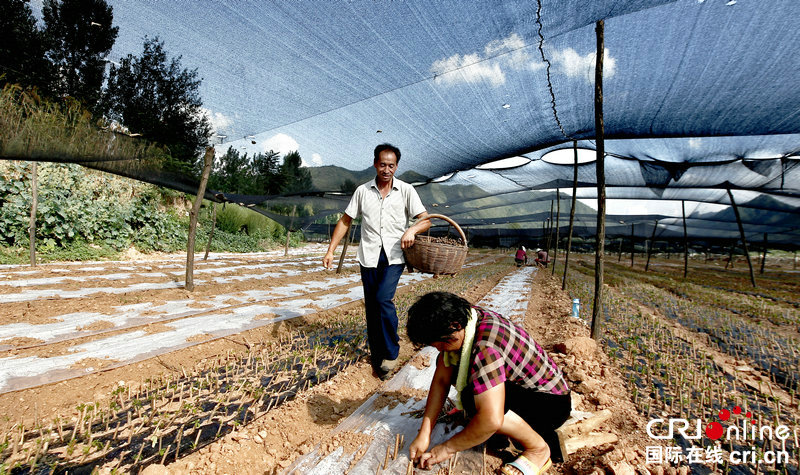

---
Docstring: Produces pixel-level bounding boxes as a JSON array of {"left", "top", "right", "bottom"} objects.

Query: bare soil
[{"left": 0, "top": 251, "right": 670, "bottom": 474}]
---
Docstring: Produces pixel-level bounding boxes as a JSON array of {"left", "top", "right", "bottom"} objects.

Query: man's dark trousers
[{"left": 360, "top": 248, "right": 404, "bottom": 368}]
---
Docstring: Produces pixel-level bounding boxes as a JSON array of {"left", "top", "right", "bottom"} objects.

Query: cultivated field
[
  {"left": 566, "top": 256, "right": 799, "bottom": 474},
  {"left": 0, "top": 246, "right": 797, "bottom": 474}
]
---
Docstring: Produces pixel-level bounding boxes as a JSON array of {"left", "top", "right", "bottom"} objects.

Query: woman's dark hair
[
  {"left": 407, "top": 291, "right": 472, "bottom": 346},
  {"left": 374, "top": 143, "right": 401, "bottom": 164}
]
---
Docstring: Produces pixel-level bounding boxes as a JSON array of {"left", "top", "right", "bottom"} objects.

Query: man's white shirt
[{"left": 344, "top": 177, "right": 426, "bottom": 267}]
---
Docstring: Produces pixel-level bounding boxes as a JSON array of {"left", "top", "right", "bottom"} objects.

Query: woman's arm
[
  {"left": 418, "top": 383, "right": 506, "bottom": 469},
  {"left": 409, "top": 353, "right": 453, "bottom": 462}
]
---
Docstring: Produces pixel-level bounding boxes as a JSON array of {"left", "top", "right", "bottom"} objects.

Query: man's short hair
[
  {"left": 407, "top": 291, "right": 471, "bottom": 347},
  {"left": 374, "top": 143, "right": 401, "bottom": 164}
]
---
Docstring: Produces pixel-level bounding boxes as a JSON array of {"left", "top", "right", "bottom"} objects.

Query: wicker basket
[{"left": 404, "top": 214, "right": 468, "bottom": 276}]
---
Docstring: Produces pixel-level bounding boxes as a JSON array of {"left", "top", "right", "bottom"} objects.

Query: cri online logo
[
  {"left": 706, "top": 406, "right": 753, "bottom": 440},
  {"left": 647, "top": 406, "right": 792, "bottom": 442}
]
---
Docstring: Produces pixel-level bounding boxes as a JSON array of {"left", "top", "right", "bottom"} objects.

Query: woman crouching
[{"left": 407, "top": 291, "right": 571, "bottom": 475}]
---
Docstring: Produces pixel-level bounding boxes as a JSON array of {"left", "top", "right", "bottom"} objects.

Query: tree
[
  {"left": 340, "top": 179, "right": 357, "bottom": 193},
  {"left": 209, "top": 146, "right": 249, "bottom": 194},
  {"left": 279, "top": 151, "right": 312, "bottom": 193},
  {"left": 0, "top": 0, "right": 53, "bottom": 93},
  {"left": 101, "top": 36, "right": 212, "bottom": 173},
  {"left": 42, "top": 0, "right": 118, "bottom": 111},
  {"left": 251, "top": 150, "right": 282, "bottom": 195}
]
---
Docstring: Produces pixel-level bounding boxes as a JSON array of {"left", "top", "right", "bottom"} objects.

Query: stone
[
  {"left": 608, "top": 460, "right": 637, "bottom": 475},
  {"left": 554, "top": 336, "right": 600, "bottom": 359},
  {"left": 141, "top": 464, "right": 169, "bottom": 475}
]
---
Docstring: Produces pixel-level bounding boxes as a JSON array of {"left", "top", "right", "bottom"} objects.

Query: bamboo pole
[
  {"left": 186, "top": 147, "right": 215, "bottom": 291},
  {"left": 546, "top": 200, "right": 554, "bottom": 261},
  {"left": 630, "top": 223, "right": 635, "bottom": 268},
  {"left": 336, "top": 221, "right": 354, "bottom": 274},
  {"left": 645, "top": 220, "right": 657, "bottom": 272},
  {"left": 726, "top": 240, "right": 735, "bottom": 269},
  {"left": 682, "top": 200, "right": 689, "bottom": 279},
  {"left": 284, "top": 205, "right": 296, "bottom": 256},
  {"left": 540, "top": 219, "right": 546, "bottom": 249},
  {"left": 562, "top": 141, "right": 579, "bottom": 291},
  {"left": 203, "top": 202, "right": 217, "bottom": 260},
  {"left": 727, "top": 189, "right": 757, "bottom": 288},
  {"left": 590, "top": 19, "right": 606, "bottom": 341},
  {"left": 760, "top": 233, "right": 767, "bottom": 274},
  {"left": 552, "top": 189, "right": 560, "bottom": 275},
  {"left": 29, "top": 162, "right": 38, "bottom": 266}
]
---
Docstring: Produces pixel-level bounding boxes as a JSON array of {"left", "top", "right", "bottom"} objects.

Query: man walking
[{"left": 323, "top": 143, "right": 429, "bottom": 379}]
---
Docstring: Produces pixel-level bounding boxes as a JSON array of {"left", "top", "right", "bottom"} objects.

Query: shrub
[{"left": 0, "top": 161, "right": 301, "bottom": 260}]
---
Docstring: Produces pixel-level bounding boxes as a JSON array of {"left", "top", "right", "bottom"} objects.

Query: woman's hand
[
  {"left": 418, "top": 443, "right": 456, "bottom": 469},
  {"left": 408, "top": 432, "right": 430, "bottom": 463}
]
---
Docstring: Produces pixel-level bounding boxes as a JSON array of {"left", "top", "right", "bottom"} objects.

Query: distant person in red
[
  {"left": 535, "top": 248, "right": 548, "bottom": 267},
  {"left": 514, "top": 246, "right": 527, "bottom": 267}
]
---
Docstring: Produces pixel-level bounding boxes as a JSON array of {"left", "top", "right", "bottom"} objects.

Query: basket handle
[{"left": 421, "top": 214, "right": 468, "bottom": 248}]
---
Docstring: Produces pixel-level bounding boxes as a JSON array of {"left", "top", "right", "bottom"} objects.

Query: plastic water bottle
[{"left": 571, "top": 298, "right": 580, "bottom": 319}]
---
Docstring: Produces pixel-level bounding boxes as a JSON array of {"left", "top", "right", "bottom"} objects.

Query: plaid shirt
[{"left": 467, "top": 306, "right": 569, "bottom": 396}]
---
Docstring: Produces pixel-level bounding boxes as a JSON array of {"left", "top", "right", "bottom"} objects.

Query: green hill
[
  {"left": 308, "top": 166, "right": 430, "bottom": 192},
  {"left": 306, "top": 164, "right": 594, "bottom": 228}
]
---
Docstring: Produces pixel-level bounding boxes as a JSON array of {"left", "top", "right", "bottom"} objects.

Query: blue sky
[
  {"left": 66, "top": 0, "right": 624, "bottom": 173},
  {"left": 19, "top": 0, "right": 800, "bottom": 235},
  {"left": 25, "top": 0, "right": 800, "bottom": 210}
]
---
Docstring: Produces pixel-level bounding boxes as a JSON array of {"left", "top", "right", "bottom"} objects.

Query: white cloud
[
  {"left": 430, "top": 33, "right": 617, "bottom": 88},
  {"left": 262, "top": 133, "right": 299, "bottom": 156},
  {"left": 688, "top": 138, "right": 703, "bottom": 149},
  {"left": 431, "top": 53, "right": 506, "bottom": 86},
  {"left": 202, "top": 108, "right": 233, "bottom": 134},
  {"left": 549, "top": 48, "right": 617, "bottom": 83},
  {"left": 485, "top": 34, "right": 525, "bottom": 56},
  {"left": 430, "top": 33, "right": 542, "bottom": 87},
  {"left": 301, "top": 153, "right": 324, "bottom": 167}
]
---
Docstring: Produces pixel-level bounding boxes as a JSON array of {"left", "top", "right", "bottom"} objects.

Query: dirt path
[
  {"left": 152, "top": 266, "right": 663, "bottom": 475},
  {"left": 0, "top": 250, "right": 680, "bottom": 474}
]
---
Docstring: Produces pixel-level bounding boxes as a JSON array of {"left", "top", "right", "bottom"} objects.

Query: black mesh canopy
[{"left": 3, "top": 0, "right": 799, "bottom": 245}]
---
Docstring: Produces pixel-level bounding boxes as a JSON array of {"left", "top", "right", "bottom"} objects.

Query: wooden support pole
[
  {"left": 682, "top": 200, "right": 689, "bottom": 279},
  {"left": 29, "top": 162, "right": 38, "bottom": 267},
  {"left": 645, "top": 221, "right": 657, "bottom": 272},
  {"left": 725, "top": 240, "right": 735, "bottom": 269},
  {"left": 203, "top": 201, "right": 217, "bottom": 260},
  {"left": 284, "top": 205, "right": 296, "bottom": 256},
  {"left": 617, "top": 237, "right": 623, "bottom": 262},
  {"left": 630, "top": 223, "right": 635, "bottom": 268},
  {"left": 727, "top": 188, "right": 757, "bottom": 288},
  {"left": 185, "top": 147, "right": 215, "bottom": 291},
  {"left": 336, "top": 222, "right": 354, "bottom": 274},
  {"left": 540, "top": 219, "right": 546, "bottom": 248},
  {"left": 562, "top": 141, "right": 579, "bottom": 291},
  {"left": 760, "top": 233, "right": 767, "bottom": 274},
  {"left": 546, "top": 200, "right": 554, "bottom": 260},
  {"left": 552, "top": 189, "right": 560, "bottom": 275},
  {"left": 590, "top": 19, "right": 605, "bottom": 341}
]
